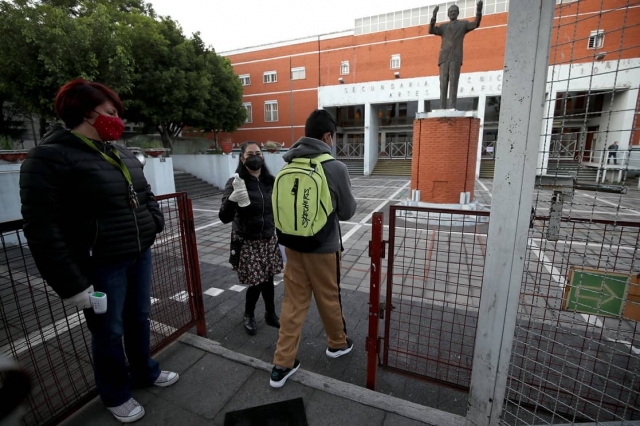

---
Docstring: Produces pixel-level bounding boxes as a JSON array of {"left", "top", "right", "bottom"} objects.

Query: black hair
[
  {"left": 304, "top": 109, "right": 337, "bottom": 140},
  {"left": 234, "top": 141, "right": 275, "bottom": 184}
]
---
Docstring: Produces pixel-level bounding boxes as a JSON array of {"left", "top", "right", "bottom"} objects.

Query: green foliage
[
  {"left": 0, "top": 135, "right": 23, "bottom": 150},
  {"left": 264, "top": 141, "right": 281, "bottom": 151},
  {"left": 125, "top": 135, "right": 162, "bottom": 149},
  {"left": 0, "top": 0, "right": 247, "bottom": 145}
]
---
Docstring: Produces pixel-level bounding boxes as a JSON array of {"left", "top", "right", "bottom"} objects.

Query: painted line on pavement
[
  {"left": 475, "top": 179, "right": 492, "bottom": 197},
  {"left": 193, "top": 208, "right": 219, "bottom": 213},
  {"left": 204, "top": 287, "right": 224, "bottom": 297},
  {"left": 342, "top": 181, "right": 410, "bottom": 243},
  {"left": 1, "top": 312, "right": 85, "bottom": 357},
  {"left": 578, "top": 193, "right": 640, "bottom": 216}
]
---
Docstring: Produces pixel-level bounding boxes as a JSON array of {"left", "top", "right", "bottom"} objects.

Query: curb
[{"left": 178, "top": 333, "right": 467, "bottom": 426}]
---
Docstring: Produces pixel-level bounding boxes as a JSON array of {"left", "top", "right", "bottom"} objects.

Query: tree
[
  {"left": 123, "top": 27, "right": 247, "bottom": 149},
  {"left": 0, "top": 0, "right": 247, "bottom": 146},
  {"left": 199, "top": 55, "right": 247, "bottom": 146},
  {"left": 0, "top": 0, "right": 137, "bottom": 137}
]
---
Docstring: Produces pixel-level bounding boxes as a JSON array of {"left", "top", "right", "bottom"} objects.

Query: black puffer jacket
[
  {"left": 19, "top": 125, "right": 164, "bottom": 298},
  {"left": 218, "top": 168, "right": 275, "bottom": 240}
]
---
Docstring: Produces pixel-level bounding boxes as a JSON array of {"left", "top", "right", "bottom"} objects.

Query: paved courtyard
[{"left": 185, "top": 175, "right": 640, "bottom": 417}]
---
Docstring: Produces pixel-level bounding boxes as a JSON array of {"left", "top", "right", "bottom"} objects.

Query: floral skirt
[{"left": 233, "top": 233, "right": 283, "bottom": 286}]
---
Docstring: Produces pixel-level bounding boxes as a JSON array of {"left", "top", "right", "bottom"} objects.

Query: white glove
[
  {"left": 228, "top": 175, "right": 250, "bottom": 207},
  {"left": 63, "top": 285, "right": 94, "bottom": 310}
]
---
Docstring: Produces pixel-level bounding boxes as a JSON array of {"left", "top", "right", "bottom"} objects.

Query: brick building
[{"left": 218, "top": 0, "right": 640, "bottom": 176}]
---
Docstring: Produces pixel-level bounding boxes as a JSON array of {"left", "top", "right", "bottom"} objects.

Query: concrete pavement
[{"left": 62, "top": 333, "right": 466, "bottom": 426}]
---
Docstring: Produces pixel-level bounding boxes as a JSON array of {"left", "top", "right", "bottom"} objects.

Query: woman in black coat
[
  {"left": 19, "top": 79, "right": 178, "bottom": 423},
  {"left": 219, "top": 141, "right": 283, "bottom": 335}
]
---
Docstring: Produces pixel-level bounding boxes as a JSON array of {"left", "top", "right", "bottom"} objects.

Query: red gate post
[
  {"left": 366, "top": 212, "right": 385, "bottom": 390},
  {"left": 184, "top": 198, "right": 207, "bottom": 337}
]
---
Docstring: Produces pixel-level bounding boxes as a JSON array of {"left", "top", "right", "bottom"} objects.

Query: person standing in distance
[
  {"left": 219, "top": 141, "right": 283, "bottom": 335},
  {"left": 19, "top": 79, "right": 178, "bottom": 423},
  {"left": 429, "top": 1, "right": 483, "bottom": 109},
  {"left": 269, "top": 110, "right": 357, "bottom": 388},
  {"left": 608, "top": 141, "right": 619, "bottom": 165}
]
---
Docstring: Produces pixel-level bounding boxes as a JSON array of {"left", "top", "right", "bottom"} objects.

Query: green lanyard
[{"left": 73, "top": 131, "right": 139, "bottom": 207}]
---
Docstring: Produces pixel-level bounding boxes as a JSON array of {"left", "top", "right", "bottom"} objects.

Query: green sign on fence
[{"left": 563, "top": 268, "right": 629, "bottom": 317}]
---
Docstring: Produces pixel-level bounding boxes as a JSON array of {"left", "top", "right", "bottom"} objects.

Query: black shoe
[
  {"left": 326, "top": 337, "right": 354, "bottom": 358},
  {"left": 264, "top": 312, "right": 280, "bottom": 328},
  {"left": 244, "top": 314, "right": 257, "bottom": 335},
  {"left": 269, "top": 359, "right": 300, "bottom": 388}
]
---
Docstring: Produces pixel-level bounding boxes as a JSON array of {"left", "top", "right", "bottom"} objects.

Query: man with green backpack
[{"left": 269, "top": 109, "right": 357, "bottom": 388}]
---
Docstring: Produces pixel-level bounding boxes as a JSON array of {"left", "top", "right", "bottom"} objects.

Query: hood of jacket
[
  {"left": 282, "top": 137, "right": 331, "bottom": 162},
  {"left": 40, "top": 124, "right": 78, "bottom": 146}
]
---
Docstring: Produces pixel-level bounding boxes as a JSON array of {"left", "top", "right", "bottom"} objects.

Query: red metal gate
[
  {"left": 0, "top": 192, "right": 206, "bottom": 426},
  {"left": 366, "top": 205, "right": 490, "bottom": 389},
  {"left": 366, "top": 205, "right": 640, "bottom": 421}
]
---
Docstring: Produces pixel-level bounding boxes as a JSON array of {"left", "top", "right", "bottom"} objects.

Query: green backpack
[{"left": 272, "top": 153, "right": 335, "bottom": 251}]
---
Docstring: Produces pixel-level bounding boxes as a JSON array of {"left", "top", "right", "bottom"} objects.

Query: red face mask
[{"left": 91, "top": 113, "right": 125, "bottom": 141}]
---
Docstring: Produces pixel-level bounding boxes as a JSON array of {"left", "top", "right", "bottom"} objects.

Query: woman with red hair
[{"left": 20, "top": 79, "right": 177, "bottom": 423}]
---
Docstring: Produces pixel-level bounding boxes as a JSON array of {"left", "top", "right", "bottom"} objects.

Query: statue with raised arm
[{"left": 429, "top": 1, "right": 483, "bottom": 110}]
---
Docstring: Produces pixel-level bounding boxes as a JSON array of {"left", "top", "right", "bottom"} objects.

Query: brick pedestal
[{"left": 411, "top": 114, "right": 480, "bottom": 204}]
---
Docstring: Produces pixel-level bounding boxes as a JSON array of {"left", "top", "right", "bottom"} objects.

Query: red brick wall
[
  {"left": 223, "top": 0, "right": 640, "bottom": 148},
  {"left": 412, "top": 116, "right": 479, "bottom": 204}
]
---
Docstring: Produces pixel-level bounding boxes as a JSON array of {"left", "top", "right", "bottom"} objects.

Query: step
[{"left": 173, "top": 171, "right": 221, "bottom": 198}]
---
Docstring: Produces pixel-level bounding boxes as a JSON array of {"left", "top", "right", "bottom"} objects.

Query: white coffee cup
[{"left": 90, "top": 292, "right": 108, "bottom": 314}]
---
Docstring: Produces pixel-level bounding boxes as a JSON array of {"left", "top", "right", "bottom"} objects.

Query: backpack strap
[{"left": 314, "top": 153, "right": 343, "bottom": 252}]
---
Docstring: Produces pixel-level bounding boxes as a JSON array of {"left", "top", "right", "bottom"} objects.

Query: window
[
  {"left": 291, "top": 67, "right": 306, "bottom": 80},
  {"left": 239, "top": 74, "right": 251, "bottom": 86},
  {"left": 264, "top": 101, "right": 278, "bottom": 122},
  {"left": 588, "top": 30, "right": 604, "bottom": 49},
  {"left": 390, "top": 54, "right": 401, "bottom": 69},
  {"left": 243, "top": 103, "right": 252, "bottom": 123},
  {"left": 340, "top": 61, "right": 350, "bottom": 75},
  {"left": 263, "top": 71, "right": 277, "bottom": 84}
]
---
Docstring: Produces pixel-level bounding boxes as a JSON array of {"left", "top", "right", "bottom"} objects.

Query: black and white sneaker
[
  {"left": 269, "top": 359, "right": 300, "bottom": 388},
  {"left": 326, "top": 337, "right": 354, "bottom": 359}
]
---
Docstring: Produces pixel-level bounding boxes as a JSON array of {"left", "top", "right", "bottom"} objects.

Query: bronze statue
[{"left": 429, "top": 1, "right": 483, "bottom": 110}]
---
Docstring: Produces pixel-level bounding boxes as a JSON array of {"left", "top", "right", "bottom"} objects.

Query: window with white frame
[
  {"left": 390, "top": 54, "right": 401, "bottom": 70},
  {"left": 340, "top": 61, "right": 350, "bottom": 75},
  {"left": 239, "top": 74, "right": 251, "bottom": 86},
  {"left": 264, "top": 101, "right": 278, "bottom": 122},
  {"left": 291, "top": 67, "right": 306, "bottom": 80},
  {"left": 263, "top": 71, "right": 277, "bottom": 84},
  {"left": 588, "top": 30, "right": 605, "bottom": 49},
  {"left": 243, "top": 102, "right": 252, "bottom": 123}
]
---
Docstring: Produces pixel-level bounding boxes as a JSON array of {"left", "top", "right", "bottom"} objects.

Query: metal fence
[
  {"left": 503, "top": 216, "right": 640, "bottom": 424},
  {"left": 0, "top": 192, "right": 206, "bottom": 425},
  {"left": 366, "top": 208, "right": 640, "bottom": 423},
  {"left": 366, "top": 206, "right": 490, "bottom": 390}
]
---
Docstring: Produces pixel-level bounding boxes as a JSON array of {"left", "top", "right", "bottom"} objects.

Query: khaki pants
[{"left": 273, "top": 248, "right": 347, "bottom": 368}]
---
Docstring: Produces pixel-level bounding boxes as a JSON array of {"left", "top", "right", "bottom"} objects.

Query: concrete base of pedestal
[{"left": 398, "top": 199, "right": 489, "bottom": 227}]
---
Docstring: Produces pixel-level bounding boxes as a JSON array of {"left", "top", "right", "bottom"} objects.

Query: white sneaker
[
  {"left": 153, "top": 371, "right": 179, "bottom": 387},
  {"left": 326, "top": 338, "right": 354, "bottom": 359},
  {"left": 107, "top": 398, "right": 145, "bottom": 423}
]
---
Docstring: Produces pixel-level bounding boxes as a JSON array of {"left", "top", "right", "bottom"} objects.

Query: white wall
[
  {"left": 143, "top": 157, "right": 176, "bottom": 195},
  {"left": 173, "top": 154, "right": 237, "bottom": 189},
  {"left": 173, "top": 153, "right": 287, "bottom": 189},
  {"left": 0, "top": 162, "right": 22, "bottom": 223},
  {"left": 263, "top": 152, "right": 287, "bottom": 175},
  {"left": 364, "top": 103, "right": 379, "bottom": 175}
]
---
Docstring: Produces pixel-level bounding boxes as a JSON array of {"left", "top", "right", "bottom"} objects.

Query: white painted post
[
  {"left": 465, "top": 2, "right": 555, "bottom": 426},
  {"left": 476, "top": 94, "right": 487, "bottom": 179},
  {"left": 363, "top": 102, "right": 379, "bottom": 176},
  {"left": 538, "top": 88, "right": 556, "bottom": 175}
]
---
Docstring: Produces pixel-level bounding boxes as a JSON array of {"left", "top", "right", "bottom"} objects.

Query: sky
[{"left": 148, "top": 0, "right": 441, "bottom": 53}]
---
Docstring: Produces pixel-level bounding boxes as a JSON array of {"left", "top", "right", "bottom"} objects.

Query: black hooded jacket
[
  {"left": 218, "top": 166, "right": 275, "bottom": 241},
  {"left": 19, "top": 125, "right": 164, "bottom": 298}
]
